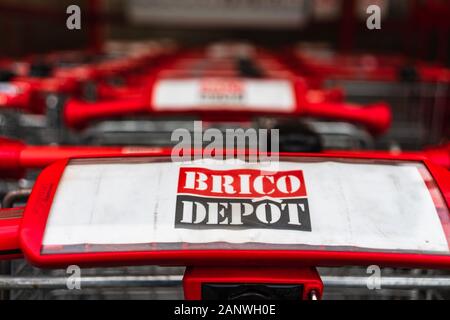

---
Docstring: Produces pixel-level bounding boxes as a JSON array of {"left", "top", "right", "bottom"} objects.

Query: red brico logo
[
  {"left": 175, "top": 168, "right": 311, "bottom": 231},
  {"left": 199, "top": 79, "right": 244, "bottom": 104}
]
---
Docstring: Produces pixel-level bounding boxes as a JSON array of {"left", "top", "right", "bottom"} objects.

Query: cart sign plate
[
  {"left": 41, "top": 158, "right": 450, "bottom": 255},
  {"left": 128, "top": 0, "right": 310, "bottom": 28},
  {"left": 152, "top": 78, "right": 296, "bottom": 112},
  {"left": 0, "top": 83, "right": 20, "bottom": 95}
]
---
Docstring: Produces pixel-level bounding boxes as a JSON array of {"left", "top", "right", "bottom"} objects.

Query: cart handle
[{"left": 63, "top": 79, "right": 391, "bottom": 135}]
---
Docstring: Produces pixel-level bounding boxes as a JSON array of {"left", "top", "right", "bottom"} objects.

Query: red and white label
[
  {"left": 175, "top": 168, "right": 310, "bottom": 231},
  {"left": 178, "top": 168, "right": 306, "bottom": 198}
]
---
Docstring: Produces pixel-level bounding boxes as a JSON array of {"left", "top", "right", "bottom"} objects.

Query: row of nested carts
[{"left": 0, "top": 39, "right": 449, "bottom": 299}]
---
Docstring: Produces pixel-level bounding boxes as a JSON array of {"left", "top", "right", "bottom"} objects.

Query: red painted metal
[
  {"left": 0, "top": 152, "right": 444, "bottom": 270},
  {"left": 63, "top": 77, "right": 391, "bottom": 134},
  {"left": 0, "top": 207, "right": 23, "bottom": 259},
  {"left": 0, "top": 136, "right": 170, "bottom": 178},
  {"left": 326, "top": 143, "right": 450, "bottom": 170},
  {"left": 183, "top": 266, "right": 323, "bottom": 300}
]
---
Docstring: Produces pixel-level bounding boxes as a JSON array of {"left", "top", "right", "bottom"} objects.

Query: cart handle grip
[
  {"left": 64, "top": 96, "right": 148, "bottom": 129},
  {"left": 301, "top": 102, "right": 391, "bottom": 135}
]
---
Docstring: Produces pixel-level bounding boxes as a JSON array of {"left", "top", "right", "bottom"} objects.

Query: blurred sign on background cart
[{"left": 128, "top": 0, "right": 311, "bottom": 28}]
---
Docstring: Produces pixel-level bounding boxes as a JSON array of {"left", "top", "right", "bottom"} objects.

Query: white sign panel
[
  {"left": 152, "top": 78, "right": 296, "bottom": 112},
  {"left": 128, "top": 0, "right": 311, "bottom": 28},
  {"left": 42, "top": 159, "right": 449, "bottom": 255},
  {"left": 0, "top": 83, "right": 20, "bottom": 95}
]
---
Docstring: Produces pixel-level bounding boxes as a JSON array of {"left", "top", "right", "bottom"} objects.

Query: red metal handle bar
[
  {"left": 326, "top": 143, "right": 450, "bottom": 170},
  {"left": 63, "top": 80, "right": 391, "bottom": 134},
  {"left": 0, "top": 137, "right": 170, "bottom": 178},
  {"left": 300, "top": 101, "right": 391, "bottom": 135}
]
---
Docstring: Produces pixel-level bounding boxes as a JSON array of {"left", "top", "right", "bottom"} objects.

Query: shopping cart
[
  {"left": 0, "top": 152, "right": 449, "bottom": 300},
  {"left": 285, "top": 44, "right": 450, "bottom": 150}
]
